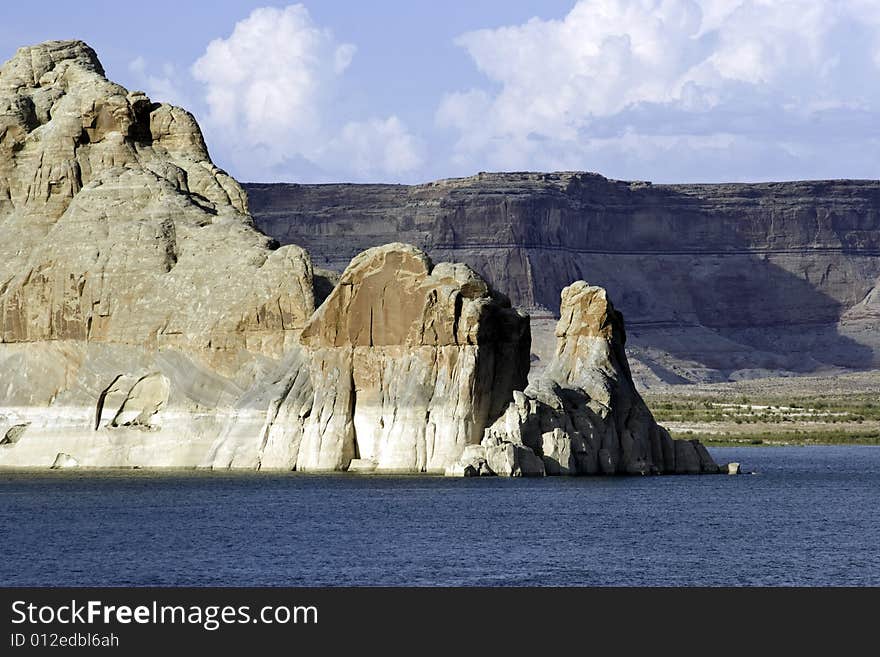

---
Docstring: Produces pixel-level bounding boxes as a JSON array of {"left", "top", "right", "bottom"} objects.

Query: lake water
[{"left": 1, "top": 446, "right": 878, "bottom": 586}]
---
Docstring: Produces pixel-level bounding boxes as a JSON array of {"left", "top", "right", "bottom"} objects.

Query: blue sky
[{"left": 4, "top": 1, "right": 880, "bottom": 184}]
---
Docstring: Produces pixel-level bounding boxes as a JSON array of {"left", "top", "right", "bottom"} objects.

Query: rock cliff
[
  {"left": 0, "top": 42, "right": 531, "bottom": 474},
  {"left": 0, "top": 41, "right": 715, "bottom": 475},
  {"left": 0, "top": 40, "right": 316, "bottom": 468},
  {"left": 246, "top": 174, "right": 880, "bottom": 384},
  {"left": 0, "top": 41, "right": 314, "bottom": 359},
  {"left": 237, "top": 243, "right": 530, "bottom": 473}
]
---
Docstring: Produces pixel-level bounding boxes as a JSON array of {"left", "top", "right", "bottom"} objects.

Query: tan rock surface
[
  {"left": 0, "top": 41, "right": 715, "bottom": 477},
  {"left": 253, "top": 243, "right": 530, "bottom": 473},
  {"left": 0, "top": 40, "right": 314, "bottom": 358},
  {"left": 484, "top": 281, "right": 720, "bottom": 475},
  {"left": 0, "top": 41, "right": 315, "bottom": 468}
]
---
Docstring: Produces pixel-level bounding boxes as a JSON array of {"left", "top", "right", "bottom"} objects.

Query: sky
[{"left": 3, "top": 0, "right": 880, "bottom": 184}]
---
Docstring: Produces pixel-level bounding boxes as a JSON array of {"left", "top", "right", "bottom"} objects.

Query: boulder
[
  {"left": 0, "top": 424, "right": 28, "bottom": 446},
  {"left": 484, "top": 441, "right": 517, "bottom": 476},
  {"left": 482, "top": 437, "right": 545, "bottom": 477},
  {"left": 444, "top": 462, "right": 479, "bottom": 477},
  {"left": 50, "top": 452, "right": 79, "bottom": 469},
  {"left": 346, "top": 459, "right": 377, "bottom": 474},
  {"left": 541, "top": 427, "right": 576, "bottom": 475},
  {"left": 515, "top": 446, "right": 548, "bottom": 477}
]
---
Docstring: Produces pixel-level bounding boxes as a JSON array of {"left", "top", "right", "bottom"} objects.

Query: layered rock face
[
  {"left": 474, "top": 282, "right": 719, "bottom": 476},
  {"left": 0, "top": 41, "right": 316, "bottom": 468},
  {"left": 246, "top": 174, "right": 880, "bottom": 384},
  {"left": 0, "top": 40, "right": 715, "bottom": 476},
  {"left": 0, "top": 41, "right": 314, "bottom": 359},
  {"left": 227, "top": 244, "right": 529, "bottom": 473}
]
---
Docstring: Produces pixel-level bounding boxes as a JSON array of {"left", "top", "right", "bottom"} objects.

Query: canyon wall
[{"left": 247, "top": 174, "right": 880, "bottom": 384}]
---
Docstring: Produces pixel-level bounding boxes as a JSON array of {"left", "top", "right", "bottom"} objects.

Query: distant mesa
[
  {"left": 0, "top": 40, "right": 720, "bottom": 476},
  {"left": 245, "top": 170, "right": 880, "bottom": 387}
]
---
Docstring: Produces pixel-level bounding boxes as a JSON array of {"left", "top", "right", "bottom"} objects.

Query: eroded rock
[
  {"left": 0, "top": 41, "right": 712, "bottom": 478},
  {"left": 484, "top": 281, "right": 720, "bottom": 475},
  {"left": 0, "top": 41, "right": 315, "bottom": 469},
  {"left": 50, "top": 452, "right": 79, "bottom": 469},
  {"left": 0, "top": 40, "right": 315, "bottom": 356},
  {"left": 254, "top": 243, "right": 530, "bottom": 473},
  {"left": 0, "top": 424, "right": 28, "bottom": 446}
]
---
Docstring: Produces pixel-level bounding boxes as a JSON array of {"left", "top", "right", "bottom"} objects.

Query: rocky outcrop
[
  {"left": 477, "top": 282, "right": 719, "bottom": 476},
  {"left": 0, "top": 40, "right": 316, "bottom": 468},
  {"left": 0, "top": 40, "right": 315, "bottom": 358},
  {"left": 246, "top": 174, "right": 880, "bottom": 384},
  {"left": 0, "top": 41, "right": 716, "bottom": 476},
  {"left": 228, "top": 243, "right": 530, "bottom": 473},
  {"left": 0, "top": 41, "right": 530, "bottom": 474}
]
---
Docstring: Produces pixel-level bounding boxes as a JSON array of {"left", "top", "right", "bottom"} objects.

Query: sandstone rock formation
[
  {"left": 471, "top": 282, "right": 720, "bottom": 476},
  {"left": 0, "top": 41, "right": 315, "bottom": 358},
  {"left": 223, "top": 243, "right": 529, "bottom": 473},
  {"left": 0, "top": 40, "right": 315, "bottom": 468},
  {"left": 0, "top": 40, "right": 716, "bottom": 476},
  {"left": 246, "top": 174, "right": 880, "bottom": 385}
]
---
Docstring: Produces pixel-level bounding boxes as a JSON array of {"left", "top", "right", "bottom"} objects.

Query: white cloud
[
  {"left": 128, "top": 56, "right": 190, "bottom": 108},
  {"left": 190, "top": 4, "right": 423, "bottom": 182},
  {"left": 323, "top": 117, "right": 425, "bottom": 179},
  {"left": 438, "top": 0, "right": 880, "bottom": 182}
]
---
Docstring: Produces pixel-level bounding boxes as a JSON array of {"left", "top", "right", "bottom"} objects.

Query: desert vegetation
[{"left": 645, "top": 389, "right": 880, "bottom": 446}]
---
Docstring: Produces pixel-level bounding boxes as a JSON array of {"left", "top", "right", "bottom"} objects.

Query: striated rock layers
[
  {"left": 246, "top": 174, "right": 880, "bottom": 384},
  {"left": 0, "top": 40, "right": 715, "bottom": 475}
]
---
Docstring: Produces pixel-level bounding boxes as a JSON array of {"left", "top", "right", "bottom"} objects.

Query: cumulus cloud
[
  {"left": 191, "top": 4, "right": 423, "bottom": 182},
  {"left": 128, "top": 56, "right": 190, "bottom": 109},
  {"left": 323, "top": 117, "right": 425, "bottom": 179},
  {"left": 438, "top": 0, "right": 880, "bottom": 182}
]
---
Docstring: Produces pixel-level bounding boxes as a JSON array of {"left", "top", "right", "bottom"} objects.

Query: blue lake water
[{"left": 1, "top": 446, "right": 878, "bottom": 586}]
